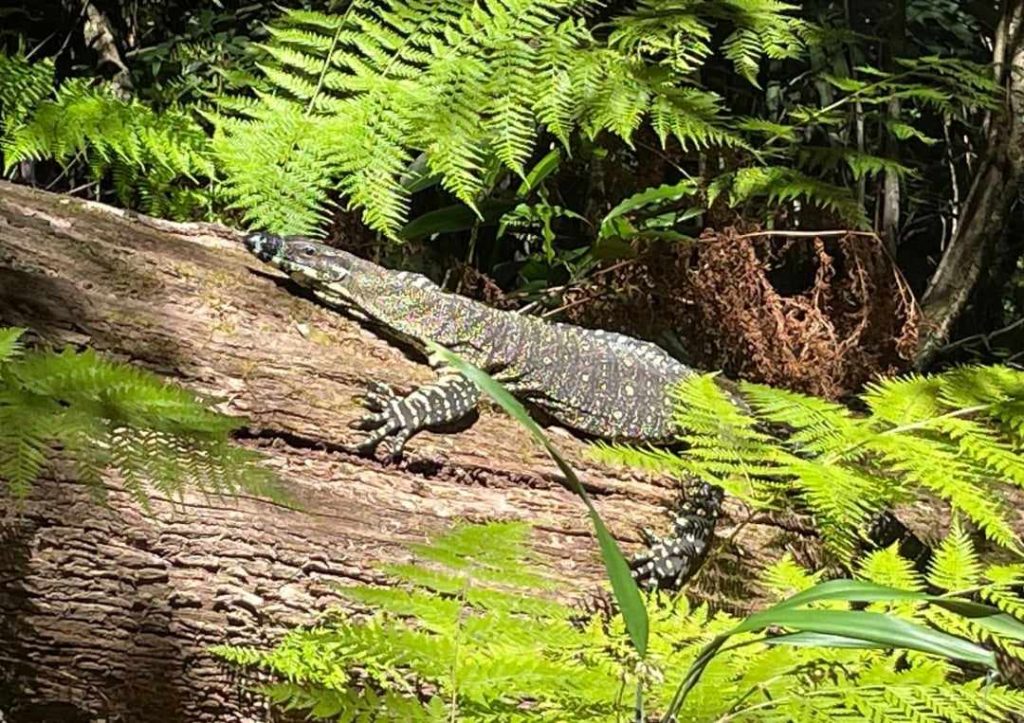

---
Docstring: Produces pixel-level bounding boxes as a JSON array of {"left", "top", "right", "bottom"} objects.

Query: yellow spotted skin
[
  {"left": 246, "top": 232, "right": 696, "bottom": 445},
  {"left": 246, "top": 231, "right": 718, "bottom": 591}
]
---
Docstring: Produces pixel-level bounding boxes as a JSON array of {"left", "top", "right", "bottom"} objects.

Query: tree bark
[
  {"left": 879, "top": 0, "right": 905, "bottom": 256},
  {"left": 0, "top": 182, "right": 806, "bottom": 723},
  {"left": 917, "top": 0, "right": 1024, "bottom": 367}
]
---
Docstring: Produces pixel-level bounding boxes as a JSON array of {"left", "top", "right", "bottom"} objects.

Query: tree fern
[
  {"left": 594, "top": 365, "right": 1024, "bottom": 561},
  {"left": 211, "top": 0, "right": 801, "bottom": 237},
  {"left": 0, "top": 52, "right": 214, "bottom": 219},
  {"left": 0, "top": 328, "right": 280, "bottom": 503},
  {"left": 709, "top": 165, "right": 871, "bottom": 227},
  {"left": 215, "top": 520, "right": 1024, "bottom": 721}
]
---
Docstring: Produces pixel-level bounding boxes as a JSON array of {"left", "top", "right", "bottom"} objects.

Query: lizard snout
[{"left": 245, "top": 231, "right": 282, "bottom": 261}]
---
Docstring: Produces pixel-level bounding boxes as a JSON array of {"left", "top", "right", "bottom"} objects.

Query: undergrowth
[{"left": 214, "top": 520, "right": 1024, "bottom": 721}]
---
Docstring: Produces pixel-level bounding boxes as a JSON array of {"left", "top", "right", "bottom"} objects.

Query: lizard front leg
[{"left": 347, "top": 368, "right": 480, "bottom": 458}]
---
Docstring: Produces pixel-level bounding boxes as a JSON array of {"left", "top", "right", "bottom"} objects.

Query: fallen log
[{"left": 0, "top": 181, "right": 801, "bottom": 722}]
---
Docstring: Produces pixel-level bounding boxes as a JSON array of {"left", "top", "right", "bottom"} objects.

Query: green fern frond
[
  {"left": 0, "top": 58, "right": 214, "bottom": 219},
  {"left": 0, "top": 387, "right": 59, "bottom": 497},
  {"left": 723, "top": 27, "right": 764, "bottom": 84},
  {"left": 927, "top": 520, "right": 983, "bottom": 593},
  {"left": 482, "top": 38, "right": 539, "bottom": 175},
  {"left": 858, "top": 544, "right": 925, "bottom": 593},
  {"left": 212, "top": 0, "right": 794, "bottom": 236},
  {"left": 0, "top": 53, "right": 55, "bottom": 131},
  {"left": 607, "top": 1, "right": 712, "bottom": 74},
  {"left": 716, "top": 0, "right": 805, "bottom": 85},
  {"left": 218, "top": 521, "right": 1024, "bottom": 722},
  {"left": 0, "top": 327, "right": 25, "bottom": 362},
  {"left": 599, "top": 366, "right": 1024, "bottom": 560},
  {"left": 0, "top": 330, "right": 281, "bottom": 504},
  {"left": 714, "top": 165, "right": 869, "bottom": 226},
  {"left": 211, "top": 97, "right": 336, "bottom": 236},
  {"left": 797, "top": 146, "right": 913, "bottom": 181},
  {"left": 760, "top": 553, "right": 823, "bottom": 597}
]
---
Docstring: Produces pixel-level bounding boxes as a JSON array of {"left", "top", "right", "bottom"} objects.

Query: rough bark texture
[
  {"left": 917, "top": 0, "right": 1024, "bottom": 366},
  {"left": 0, "top": 182, "right": 812, "bottom": 723}
]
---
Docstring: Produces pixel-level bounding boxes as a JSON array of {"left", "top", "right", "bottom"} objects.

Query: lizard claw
[
  {"left": 356, "top": 382, "right": 399, "bottom": 412},
  {"left": 345, "top": 381, "right": 407, "bottom": 456},
  {"left": 344, "top": 375, "right": 479, "bottom": 459},
  {"left": 366, "top": 381, "right": 396, "bottom": 398},
  {"left": 638, "top": 526, "right": 660, "bottom": 546},
  {"left": 348, "top": 412, "right": 387, "bottom": 430}
]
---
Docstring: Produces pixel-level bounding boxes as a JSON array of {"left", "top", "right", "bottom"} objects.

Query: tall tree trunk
[
  {"left": 917, "top": 0, "right": 1024, "bottom": 366},
  {"left": 0, "top": 182, "right": 806, "bottom": 722},
  {"left": 879, "top": 0, "right": 906, "bottom": 255}
]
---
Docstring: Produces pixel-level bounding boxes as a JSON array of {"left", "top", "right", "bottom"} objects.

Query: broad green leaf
[
  {"left": 821, "top": 73, "right": 870, "bottom": 92},
  {"left": 516, "top": 148, "right": 562, "bottom": 198},
  {"left": 400, "top": 200, "right": 513, "bottom": 241},
  {"left": 591, "top": 237, "right": 637, "bottom": 261},
  {"left": 662, "top": 578, "right": 1009, "bottom": 721},
  {"left": 764, "top": 631, "right": 891, "bottom": 649},
  {"left": 886, "top": 120, "right": 938, "bottom": 144},
  {"left": 599, "top": 179, "right": 699, "bottom": 238},
  {"left": 767, "top": 579, "right": 925, "bottom": 609},
  {"left": 736, "top": 609, "right": 995, "bottom": 668},
  {"left": 400, "top": 152, "right": 443, "bottom": 193},
  {"left": 763, "top": 578, "right": 1024, "bottom": 641}
]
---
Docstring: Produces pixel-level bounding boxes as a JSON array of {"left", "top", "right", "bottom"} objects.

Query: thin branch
[{"left": 938, "top": 315, "right": 1024, "bottom": 354}]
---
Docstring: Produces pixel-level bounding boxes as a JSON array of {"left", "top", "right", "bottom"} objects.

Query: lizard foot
[
  {"left": 345, "top": 381, "right": 415, "bottom": 459},
  {"left": 630, "top": 482, "right": 724, "bottom": 592},
  {"left": 344, "top": 374, "right": 480, "bottom": 459}
]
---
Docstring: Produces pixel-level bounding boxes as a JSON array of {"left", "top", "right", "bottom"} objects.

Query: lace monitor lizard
[{"left": 245, "top": 231, "right": 722, "bottom": 591}]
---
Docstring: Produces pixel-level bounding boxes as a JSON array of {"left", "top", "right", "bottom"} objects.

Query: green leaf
[
  {"left": 400, "top": 153, "right": 444, "bottom": 193},
  {"left": 736, "top": 609, "right": 995, "bottom": 668},
  {"left": 399, "top": 200, "right": 513, "bottom": 241},
  {"left": 591, "top": 236, "right": 638, "bottom": 261},
  {"left": 516, "top": 148, "right": 562, "bottom": 198},
  {"left": 599, "top": 179, "right": 699, "bottom": 239},
  {"left": 764, "top": 579, "right": 1024, "bottom": 641},
  {"left": 662, "top": 577, "right": 1010, "bottom": 721},
  {"left": 764, "top": 631, "right": 892, "bottom": 649},
  {"left": 886, "top": 120, "right": 939, "bottom": 144},
  {"left": 0, "top": 327, "right": 26, "bottom": 363}
]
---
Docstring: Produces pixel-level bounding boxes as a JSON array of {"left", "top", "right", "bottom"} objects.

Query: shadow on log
[{"left": 0, "top": 182, "right": 805, "bottom": 722}]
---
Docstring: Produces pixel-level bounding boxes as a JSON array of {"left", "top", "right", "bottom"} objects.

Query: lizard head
[
  {"left": 245, "top": 232, "right": 362, "bottom": 286},
  {"left": 245, "top": 230, "right": 439, "bottom": 329}
]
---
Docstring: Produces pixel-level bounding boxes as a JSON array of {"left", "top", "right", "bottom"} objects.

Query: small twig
[
  {"left": 44, "top": 151, "right": 86, "bottom": 191},
  {"left": 540, "top": 288, "right": 609, "bottom": 320},
  {"left": 942, "top": 118, "right": 962, "bottom": 245},
  {"left": 516, "top": 259, "right": 638, "bottom": 317},
  {"left": 67, "top": 180, "right": 100, "bottom": 196},
  {"left": 938, "top": 315, "right": 1024, "bottom": 354},
  {"left": 732, "top": 229, "right": 879, "bottom": 240},
  {"left": 25, "top": 32, "right": 57, "bottom": 60}
]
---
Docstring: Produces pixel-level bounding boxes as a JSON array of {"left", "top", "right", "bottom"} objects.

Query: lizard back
[{"left": 246, "top": 232, "right": 694, "bottom": 441}]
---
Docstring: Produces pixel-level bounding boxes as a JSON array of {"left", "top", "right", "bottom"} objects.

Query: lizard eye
[{"left": 302, "top": 245, "right": 316, "bottom": 256}]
